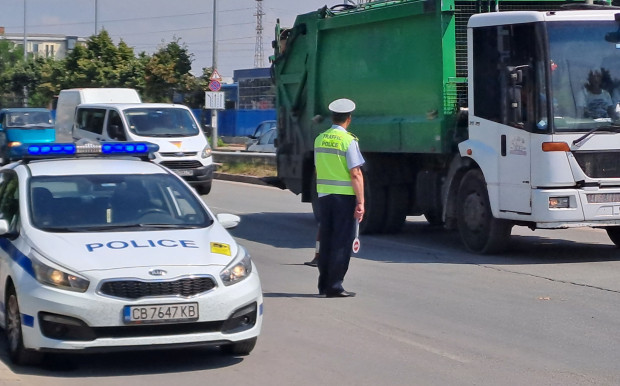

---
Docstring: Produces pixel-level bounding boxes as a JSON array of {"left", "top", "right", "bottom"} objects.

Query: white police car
[{"left": 0, "top": 142, "right": 262, "bottom": 365}]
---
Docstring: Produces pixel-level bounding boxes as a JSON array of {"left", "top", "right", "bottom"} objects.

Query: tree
[{"left": 143, "top": 38, "right": 196, "bottom": 102}]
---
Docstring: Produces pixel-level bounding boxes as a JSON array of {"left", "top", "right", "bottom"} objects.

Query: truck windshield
[
  {"left": 548, "top": 20, "right": 620, "bottom": 132},
  {"left": 6, "top": 111, "right": 52, "bottom": 128},
  {"left": 123, "top": 108, "right": 200, "bottom": 137}
]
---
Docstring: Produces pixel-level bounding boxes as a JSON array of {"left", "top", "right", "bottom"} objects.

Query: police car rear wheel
[
  {"left": 220, "top": 337, "right": 257, "bottom": 356},
  {"left": 5, "top": 286, "right": 42, "bottom": 366}
]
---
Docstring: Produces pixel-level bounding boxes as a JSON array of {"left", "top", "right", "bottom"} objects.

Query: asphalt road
[{"left": 3, "top": 179, "right": 620, "bottom": 385}]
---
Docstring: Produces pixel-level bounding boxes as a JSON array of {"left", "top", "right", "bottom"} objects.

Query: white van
[
  {"left": 55, "top": 88, "right": 141, "bottom": 141},
  {"left": 72, "top": 103, "right": 214, "bottom": 195}
]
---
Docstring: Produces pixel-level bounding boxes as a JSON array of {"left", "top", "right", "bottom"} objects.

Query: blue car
[{"left": 0, "top": 108, "right": 55, "bottom": 164}]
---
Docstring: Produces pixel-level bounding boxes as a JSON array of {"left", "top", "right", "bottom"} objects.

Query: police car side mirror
[
  {"left": 216, "top": 213, "right": 240, "bottom": 229},
  {"left": 0, "top": 219, "right": 10, "bottom": 235}
]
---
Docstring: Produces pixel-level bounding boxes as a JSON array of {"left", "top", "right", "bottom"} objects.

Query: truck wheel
[
  {"left": 605, "top": 227, "right": 620, "bottom": 246},
  {"left": 5, "top": 286, "right": 42, "bottom": 366},
  {"left": 457, "top": 169, "right": 512, "bottom": 254},
  {"left": 383, "top": 184, "right": 407, "bottom": 233},
  {"left": 220, "top": 337, "right": 257, "bottom": 356},
  {"left": 310, "top": 172, "right": 320, "bottom": 223},
  {"left": 423, "top": 210, "right": 444, "bottom": 226},
  {"left": 360, "top": 170, "right": 386, "bottom": 234}
]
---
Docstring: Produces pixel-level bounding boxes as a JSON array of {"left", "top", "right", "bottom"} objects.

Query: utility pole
[
  {"left": 211, "top": 0, "right": 219, "bottom": 149},
  {"left": 254, "top": 0, "right": 265, "bottom": 68},
  {"left": 23, "top": 0, "right": 28, "bottom": 107},
  {"left": 95, "top": 0, "right": 98, "bottom": 35}
]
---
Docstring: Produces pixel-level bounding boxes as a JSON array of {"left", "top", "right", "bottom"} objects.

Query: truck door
[{"left": 471, "top": 22, "right": 544, "bottom": 214}]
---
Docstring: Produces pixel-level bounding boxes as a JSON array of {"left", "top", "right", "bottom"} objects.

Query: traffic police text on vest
[{"left": 314, "top": 98, "right": 357, "bottom": 196}]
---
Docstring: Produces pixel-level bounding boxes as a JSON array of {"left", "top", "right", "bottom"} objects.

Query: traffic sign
[
  {"left": 208, "top": 80, "right": 221, "bottom": 92},
  {"left": 210, "top": 69, "right": 222, "bottom": 81},
  {"left": 205, "top": 91, "right": 225, "bottom": 110}
]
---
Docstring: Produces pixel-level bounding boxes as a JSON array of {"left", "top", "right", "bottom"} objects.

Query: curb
[{"left": 214, "top": 172, "right": 270, "bottom": 186}]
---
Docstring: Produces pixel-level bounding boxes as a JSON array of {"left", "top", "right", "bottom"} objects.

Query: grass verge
[{"left": 217, "top": 161, "right": 276, "bottom": 177}]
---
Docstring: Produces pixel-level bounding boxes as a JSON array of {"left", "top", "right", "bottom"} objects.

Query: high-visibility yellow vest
[{"left": 314, "top": 128, "right": 356, "bottom": 195}]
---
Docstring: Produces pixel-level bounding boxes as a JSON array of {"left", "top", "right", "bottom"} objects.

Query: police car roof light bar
[{"left": 10, "top": 142, "right": 159, "bottom": 162}]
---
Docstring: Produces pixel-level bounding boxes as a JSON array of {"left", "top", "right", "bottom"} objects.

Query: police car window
[
  {"left": 76, "top": 108, "right": 106, "bottom": 135},
  {"left": 0, "top": 173, "right": 20, "bottom": 233},
  {"left": 29, "top": 174, "right": 211, "bottom": 231}
]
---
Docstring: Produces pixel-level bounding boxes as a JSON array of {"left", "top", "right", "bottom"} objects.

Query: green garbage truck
[{"left": 272, "top": 0, "right": 620, "bottom": 253}]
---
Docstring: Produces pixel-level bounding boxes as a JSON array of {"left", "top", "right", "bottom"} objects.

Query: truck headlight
[
  {"left": 549, "top": 196, "right": 570, "bottom": 209},
  {"left": 220, "top": 246, "right": 252, "bottom": 286},
  {"left": 31, "top": 259, "right": 89, "bottom": 292},
  {"left": 201, "top": 145, "right": 212, "bottom": 158}
]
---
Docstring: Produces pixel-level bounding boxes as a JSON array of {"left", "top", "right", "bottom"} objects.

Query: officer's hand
[{"left": 354, "top": 202, "right": 364, "bottom": 222}]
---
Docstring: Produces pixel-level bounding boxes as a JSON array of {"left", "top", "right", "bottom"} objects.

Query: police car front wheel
[{"left": 5, "top": 286, "right": 43, "bottom": 366}]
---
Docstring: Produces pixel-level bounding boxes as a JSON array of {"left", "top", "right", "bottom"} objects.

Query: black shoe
[
  {"left": 304, "top": 258, "right": 318, "bottom": 267},
  {"left": 326, "top": 290, "right": 356, "bottom": 298}
]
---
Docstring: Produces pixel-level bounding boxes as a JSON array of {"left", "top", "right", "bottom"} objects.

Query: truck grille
[
  {"left": 160, "top": 160, "right": 203, "bottom": 169},
  {"left": 573, "top": 151, "right": 620, "bottom": 179},
  {"left": 159, "top": 152, "right": 198, "bottom": 157},
  {"left": 99, "top": 276, "right": 217, "bottom": 299}
]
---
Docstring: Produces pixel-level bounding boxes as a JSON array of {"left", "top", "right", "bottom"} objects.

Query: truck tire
[
  {"left": 605, "top": 227, "right": 620, "bottom": 246},
  {"left": 457, "top": 169, "right": 512, "bottom": 254},
  {"left": 310, "top": 172, "right": 320, "bottom": 223},
  {"left": 383, "top": 184, "right": 408, "bottom": 233},
  {"left": 360, "top": 169, "right": 386, "bottom": 234},
  {"left": 423, "top": 210, "right": 444, "bottom": 226}
]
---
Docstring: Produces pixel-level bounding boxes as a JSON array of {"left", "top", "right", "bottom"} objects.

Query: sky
[{"left": 0, "top": 0, "right": 339, "bottom": 79}]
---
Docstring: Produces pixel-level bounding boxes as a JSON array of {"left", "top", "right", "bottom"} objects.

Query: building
[
  {"left": 215, "top": 68, "right": 276, "bottom": 137},
  {"left": 0, "top": 27, "right": 85, "bottom": 59}
]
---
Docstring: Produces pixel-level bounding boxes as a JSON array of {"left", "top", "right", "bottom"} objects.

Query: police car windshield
[
  {"left": 124, "top": 108, "right": 200, "bottom": 137},
  {"left": 29, "top": 174, "right": 212, "bottom": 232}
]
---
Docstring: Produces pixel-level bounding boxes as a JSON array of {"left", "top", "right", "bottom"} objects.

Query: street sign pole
[{"left": 211, "top": 0, "right": 218, "bottom": 149}]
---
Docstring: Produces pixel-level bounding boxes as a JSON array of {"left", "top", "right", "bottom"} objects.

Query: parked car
[
  {"left": 0, "top": 108, "right": 55, "bottom": 165},
  {"left": 246, "top": 120, "right": 276, "bottom": 149},
  {"left": 0, "top": 141, "right": 263, "bottom": 365},
  {"left": 247, "top": 128, "right": 277, "bottom": 153}
]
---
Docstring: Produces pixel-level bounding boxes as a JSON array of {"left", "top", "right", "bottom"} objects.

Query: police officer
[{"left": 314, "top": 98, "right": 365, "bottom": 298}]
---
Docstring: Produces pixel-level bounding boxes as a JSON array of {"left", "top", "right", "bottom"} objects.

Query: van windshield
[{"left": 124, "top": 108, "right": 200, "bottom": 137}]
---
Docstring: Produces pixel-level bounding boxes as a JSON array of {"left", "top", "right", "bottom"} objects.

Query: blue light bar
[{"left": 9, "top": 142, "right": 159, "bottom": 162}]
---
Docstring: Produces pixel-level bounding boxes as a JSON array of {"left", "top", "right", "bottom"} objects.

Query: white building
[{"left": 0, "top": 27, "right": 86, "bottom": 59}]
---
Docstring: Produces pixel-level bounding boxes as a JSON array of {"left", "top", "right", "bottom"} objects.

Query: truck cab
[
  {"left": 459, "top": 9, "right": 620, "bottom": 251},
  {"left": 0, "top": 108, "right": 55, "bottom": 165}
]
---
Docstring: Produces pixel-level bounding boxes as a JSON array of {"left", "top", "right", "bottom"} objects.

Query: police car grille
[
  {"left": 99, "top": 277, "right": 216, "bottom": 299},
  {"left": 160, "top": 160, "right": 203, "bottom": 169}
]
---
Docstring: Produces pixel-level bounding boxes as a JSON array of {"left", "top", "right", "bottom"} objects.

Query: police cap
[{"left": 328, "top": 98, "right": 356, "bottom": 114}]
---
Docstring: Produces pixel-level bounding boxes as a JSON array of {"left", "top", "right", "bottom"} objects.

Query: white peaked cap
[{"left": 328, "top": 98, "right": 356, "bottom": 113}]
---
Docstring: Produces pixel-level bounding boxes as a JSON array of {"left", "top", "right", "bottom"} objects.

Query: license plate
[
  {"left": 173, "top": 169, "right": 194, "bottom": 176},
  {"left": 123, "top": 302, "right": 199, "bottom": 324}
]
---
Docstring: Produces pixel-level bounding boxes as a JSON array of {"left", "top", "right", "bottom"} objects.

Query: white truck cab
[{"left": 72, "top": 103, "right": 214, "bottom": 195}]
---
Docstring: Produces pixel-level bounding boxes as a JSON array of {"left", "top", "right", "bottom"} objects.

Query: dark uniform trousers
[{"left": 317, "top": 194, "right": 356, "bottom": 295}]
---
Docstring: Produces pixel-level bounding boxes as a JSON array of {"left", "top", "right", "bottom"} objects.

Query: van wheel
[
  {"left": 5, "top": 286, "right": 42, "bottom": 366},
  {"left": 196, "top": 182, "right": 212, "bottom": 196},
  {"left": 220, "top": 337, "right": 257, "bottom": 356}
]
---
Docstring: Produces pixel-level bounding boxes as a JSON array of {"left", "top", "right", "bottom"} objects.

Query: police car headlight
[
  {"left": 201, "top": 145, "right": 212, "bottom": 158},
  {"left": 220, "top": 246, "right": 252, "bottom": 286},
  {"left": 32, "top": 260, "right": 89, "bottom": 293}
]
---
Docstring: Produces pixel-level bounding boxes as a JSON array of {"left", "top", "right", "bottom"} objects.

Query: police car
[{"left": 0, "top": 142, "right": 262, "bottom": 365}]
